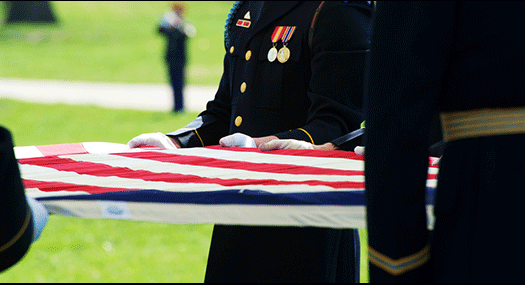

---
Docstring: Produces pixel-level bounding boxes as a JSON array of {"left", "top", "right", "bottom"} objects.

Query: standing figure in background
[{"left": 158, "top": 2, "right": 196, "bottom": 113}]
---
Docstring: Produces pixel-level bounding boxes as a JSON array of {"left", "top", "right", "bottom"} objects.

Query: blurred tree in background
[{"left": 5, "top": 1, "right": 57, "bottom": 24}]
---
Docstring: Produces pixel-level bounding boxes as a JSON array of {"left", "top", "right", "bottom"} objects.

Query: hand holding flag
[
  {"left": 259, "top": 139, "right": 315, "bottom": 151},
  {"left": 127, "top": 133, "right": 178, "bottom": 149},
  {"left": 219, "top": 133, "right": 256, "bottom": 148}
]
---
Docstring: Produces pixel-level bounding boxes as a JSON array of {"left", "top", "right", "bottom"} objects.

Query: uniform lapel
[{"left": 247, "top": 1, "right": 301, "bottom": 43}]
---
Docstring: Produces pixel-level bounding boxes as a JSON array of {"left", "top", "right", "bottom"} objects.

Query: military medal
[
  {"left": 277, "top": 26, "right": 295, "bottom": 63},
  {"left": 268, "top": 46, "right": 278, "bottom": 62},
  {"left": 277, "top": 46, "right": 290, "bottom": 63},
  {"left": 268, "top": 26, "right": 285, "bottom": 62}
]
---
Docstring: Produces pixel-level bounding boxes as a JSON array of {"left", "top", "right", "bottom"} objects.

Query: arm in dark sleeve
[
  {"left": 274, "top": 2, "right": 373, "bottom": 144},
  {"left": 167, "top": 54, "right": 232, "bottom": 147},
  {"left": 364, "top": 2, "right": 456, "bottom": 282},
  {"left": 333, "top": 112, "right": 443, "bottom": 153},
  {"left": 0, "top": 126, "right": 33, "bottom": 272}
]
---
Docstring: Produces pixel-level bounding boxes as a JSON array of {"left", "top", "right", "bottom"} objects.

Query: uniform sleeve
[
  {"left": 166, "top": 52, "right": 232, "bottom": 147},
  {"left": 364, "top": 2, "right": 456, "bottom": 282},
  {"left": 274, "top": 2, "right": 373, "bottom": 144},
  {"left": 0, "top": 126, "right": 34, "bottom": 272}
]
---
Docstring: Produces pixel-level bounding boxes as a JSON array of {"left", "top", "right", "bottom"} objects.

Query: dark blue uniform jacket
[
  {"left": 365, "top": 2, "right": 525, "bottom": 282},
  {"left": 0, "top": 127, "right": 33, "bottom": 272},
  {"left": 168, "top": 1, "right": 371, "bottom": 147},
  {"left": 165, "top": 1, "right": 374, "bottom": 283}
]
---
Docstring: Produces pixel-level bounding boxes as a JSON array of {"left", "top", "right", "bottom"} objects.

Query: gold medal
[
  {"left": 277, "top": 26, "right": 295, "bottom": 64},
  {"left": 277, "top": 45, "right": 290, "bottom": 63},
  {"left": 267, "top": 46, "right": 278, "bottom": 62}
]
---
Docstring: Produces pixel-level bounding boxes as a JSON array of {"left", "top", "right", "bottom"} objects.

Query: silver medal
[{"left": 267, "top": 47, "right": 278, "bottom": 62}]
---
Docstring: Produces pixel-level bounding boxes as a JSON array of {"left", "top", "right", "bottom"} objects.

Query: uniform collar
[{"left": 247, "top": 1, "right": 301, "bottom": 44}]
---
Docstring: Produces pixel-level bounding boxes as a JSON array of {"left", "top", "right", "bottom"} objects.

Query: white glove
[
  {"left": 127, "top": 132, "right": 178, "bottom": 149},
  {"left": 219, "top": 133, "right": 256, "bottom": 148},
  {"left": 259, "top": 139, "right": 314, "bottom": 151},
  {"left": 27, "top": 197, "right": 49, "bottom": 242},
  {"left": 354, "top": 146, "right": 365, "bottom": 156}
]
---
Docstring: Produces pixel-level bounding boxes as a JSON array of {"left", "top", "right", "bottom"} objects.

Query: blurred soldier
[
  {"left": 158, "top": 2, "right": 196, "bottom": 112},
  {"left": 1, "top": 126, "right": 48, "bottom": 273},
  {"left": 129, "top": 1, "right": 373, "bottom": 282},
  {"left": 364, "top": 2, "right": 525, "bottom": 282}
]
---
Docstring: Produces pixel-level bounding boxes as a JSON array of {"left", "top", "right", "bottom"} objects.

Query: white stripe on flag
[
  {"left": 20, "top": 164, "right": 360, "bottom": 194},
  {"left": 14, "top": 146, "right": 45, "bottom": 159},
  {"left": 60, "top": 153, "right": 365, "bottom": 183},
  {"left": 130, "top": 147, "right": 366, "bottom": 171},
  {"left": 40, "top": 200, "right": 367, "bottom": 228},
  {"left": 25, "top": 187, "right": 90, "bottom": 198}
]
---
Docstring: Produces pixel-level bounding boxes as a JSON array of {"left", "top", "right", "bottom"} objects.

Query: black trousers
[
  {"left": 168, "top": 61, "right": 185, "bottom": 112},
  {"left": 431, "top": 133, "right": 525, "bottom": 282},
  {"left": 204, "top": 225, "right": 359, "bottom": 283}
]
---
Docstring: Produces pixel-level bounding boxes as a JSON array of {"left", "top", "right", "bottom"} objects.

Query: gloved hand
[
  {"left": 219, "top": 133, "right": 257, "bottom": 148},
  {"left": 127, "top": 132, "right": 178, "bottom": 149},
  {"left": 259, "top": 139, "right": 314, "bottom": 151},
  {"left": 354, "top": 146, "right": 365, "bottom": 156},
  {"left": 26, "top": 197, "right": 49, "bottom": 242}
]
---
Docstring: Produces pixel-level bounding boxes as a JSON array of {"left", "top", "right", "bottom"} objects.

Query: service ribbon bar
[
  {"left": 236, "top": 19, "right": 251, "bottom": 28},
  {"left": 281, "top": 26, "right": 296, "bottom": 43},
  {"left": 271, "top": 26, "right": 286, "bottom": 43}
]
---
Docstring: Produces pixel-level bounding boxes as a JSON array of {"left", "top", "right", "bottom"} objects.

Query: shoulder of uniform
[
  {"left": 319, "top": 1, "right": 374, "bottom": 11},
  {"left": 342, "top": 1, "right": 374, "bottom": 10},
  {"left": 308, "top": 1, "right": 373, "bottom": 49},
  {"left": 224, "top": 1, "right": 244, "bottom": 50},
  {"left": 312, "top": 1, "right": 373, "bottom": 21}
]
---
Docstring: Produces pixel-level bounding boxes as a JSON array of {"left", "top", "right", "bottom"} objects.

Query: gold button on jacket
[
  {"left": 230, "top": 46, "right": 235, "bottom": 54},
  {"left": 245, "top": 50, "right": 252, "bottom": 61},
  {"left": 240, "top": 82, "right": 247, "bottom": 93},
  {"left": 235, "top": 116, "right": 243, "bottom": 127}
]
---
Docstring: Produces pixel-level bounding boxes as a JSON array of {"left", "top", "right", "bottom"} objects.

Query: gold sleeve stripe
[
  {"left": 441, "top": 107, "right": 525, "bottom": 142},
  {"left": 368, "top": 245, "right": 430, "bottom": 276},
  {"left": 297, "top": 128, "right": 314, "bottom": 144},
  {"left": 0, "top": 204, "right": 32, "bottom": 253},
  {"left": 193, "top": 129, "right": 204, "bottom": 147}
]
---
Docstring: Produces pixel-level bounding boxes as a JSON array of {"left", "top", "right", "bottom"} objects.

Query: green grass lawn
[
  {"left": 2, "top": 218, "right": 213, "bottom": 282},
  {"left": 0, "top": 1, "right": 233, "bottom": 86}
]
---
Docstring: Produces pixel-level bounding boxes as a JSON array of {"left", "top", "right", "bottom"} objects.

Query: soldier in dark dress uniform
[
  {"left": 129, "top": 1, "right": 374, "bottom": 282},
  {"left": 364, "top": 2, "right": 525, "bottom": 282},
  {"left": 0, "top": 126, "right": 34, "bottom": 272},
  {"left": 158, "top": 3, "right": 195, "bottom": 112}
]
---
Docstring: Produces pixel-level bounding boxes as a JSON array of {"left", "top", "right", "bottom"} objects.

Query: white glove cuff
[{"left": 27, "top": 197, "right": 49, "bottom": 241}]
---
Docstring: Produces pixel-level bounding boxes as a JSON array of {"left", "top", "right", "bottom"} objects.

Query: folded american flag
[{"left": 15, "top": 142, "right": 439, "bottom": 229}]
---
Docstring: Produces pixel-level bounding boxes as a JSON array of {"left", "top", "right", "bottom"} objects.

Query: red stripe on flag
[
  {"left": 19, "top": 156, "right": 365, "bottom": 189},
  {"left": 203, "top": 145, "right": 365, "bottom": 159},
  {"left": 23, "top": 179, "right": 140, "bottom": 194},
  {"left": 202, "top": 146, "right": 440, "bottom": 170},
  {"left": 36, "top": 143, "right": 88, "bottom": 156},
  {"left": 116, "top": 151, "right": 363, "bottom": 176}
]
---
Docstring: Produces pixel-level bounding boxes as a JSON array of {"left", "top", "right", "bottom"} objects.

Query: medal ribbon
[
  {"left": 281, "top": 26, "right": 296, "bottom": 45},
  {"left": 271, "top": 26, "right": 285, "bottom": 44}
]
